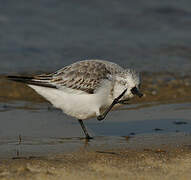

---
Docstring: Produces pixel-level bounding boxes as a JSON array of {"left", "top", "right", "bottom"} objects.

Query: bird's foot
[{"left": 85, "top": 135, "right": 93, "bottom": 140}]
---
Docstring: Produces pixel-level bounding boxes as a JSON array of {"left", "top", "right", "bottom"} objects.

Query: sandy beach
[
  {"left": 0, "top": 133, "right": 191, "bottom": 180},
  {"left": 0, "top": 76, "right": 190, "bottom": 179},
  {"left": 0, "top": 72, "right": 190, "bottom": 179},
  {"left": 0, "top": 73, "right": 191, "bottom": 179}
]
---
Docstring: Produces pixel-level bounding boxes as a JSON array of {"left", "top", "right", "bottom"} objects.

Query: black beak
[{"left": 131, "top": 87, "right": 143, "bottom": 98}]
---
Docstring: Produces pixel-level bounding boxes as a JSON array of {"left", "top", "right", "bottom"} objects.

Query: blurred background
[{"left": 0, "top": 0, "right": 191, "bottom": 75}]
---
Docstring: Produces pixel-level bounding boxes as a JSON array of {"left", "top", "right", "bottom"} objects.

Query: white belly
[{"left": 29, "top": 83, "right": 112, "bottom": 120}]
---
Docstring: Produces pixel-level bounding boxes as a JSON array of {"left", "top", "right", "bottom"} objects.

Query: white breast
[{"left": 28, "top": 79, "right": 113, "bottom": 120}]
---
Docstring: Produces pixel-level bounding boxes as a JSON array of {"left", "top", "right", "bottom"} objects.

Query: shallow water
[
  {"left": 0, "top": 101, "right": 191, "bottom": 158},
  {"left": 1, "top": 0, "right": 191, "bottom": 74}
]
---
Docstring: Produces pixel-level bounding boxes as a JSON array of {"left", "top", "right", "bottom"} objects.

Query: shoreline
[
  {"left": 0, "top": 72, "right": 191, "bottom": 179},
  {"left": 1, "top": 72, "right": 191, "bottom": 104},
  {"left": 0, "top": 133, "right": 191, "bottom": 180}
]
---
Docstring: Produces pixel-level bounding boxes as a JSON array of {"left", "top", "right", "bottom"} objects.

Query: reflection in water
[
  {"left": 10, "top": 136, "right": 124, "bottom": 159},
  {"left": 3, "top": 132, "right": 191, "bottom": 159}
]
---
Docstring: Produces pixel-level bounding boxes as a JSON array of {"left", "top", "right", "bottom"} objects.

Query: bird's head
[{"left": 113, "top": 69, "right": 143, "bottom": 100}]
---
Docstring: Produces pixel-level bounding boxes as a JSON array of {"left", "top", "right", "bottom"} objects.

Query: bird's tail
[
  {"left": 7, "top": 75, "right": 33, "bottom": 83},
  {"left": 7, "top": 75, "right": 56, "bottom": 88}
]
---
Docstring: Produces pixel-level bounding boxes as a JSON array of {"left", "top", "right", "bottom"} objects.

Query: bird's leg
[
  {"left": 97, "top": 89, "right": 127, "bottom": 121},
  {"left": 78, "top": 119, "right": 93, "bottom": 139}
]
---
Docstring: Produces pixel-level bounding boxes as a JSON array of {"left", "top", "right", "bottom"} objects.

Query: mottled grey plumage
[
  {"left": 7, "top": 59, "right": 142, "bottom": 139},
  {"left": 33, "top": 60, "right": 139, "bottom": 94}
]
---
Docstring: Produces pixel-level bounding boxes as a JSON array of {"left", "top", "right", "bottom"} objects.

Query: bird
[{"left": 7, "top": 59, "right": 143, "bottom": 139}]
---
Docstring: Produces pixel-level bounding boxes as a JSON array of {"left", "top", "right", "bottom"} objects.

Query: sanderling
[{"left": 7, "top": 59, "right": 143, "bottom": 139}]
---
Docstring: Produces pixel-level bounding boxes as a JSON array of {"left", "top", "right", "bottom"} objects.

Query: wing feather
[
  {"left": 48, "top": 60, "right": 113, "bottom": 93},
  {"left": 8, "top": 60, "right": 124, "bottom": 94}
]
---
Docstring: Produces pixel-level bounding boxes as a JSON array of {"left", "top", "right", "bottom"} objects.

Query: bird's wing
[
  {"left": 39, "top": 60, "right": 116, "bottom": 94},
  {"left": 8, "top": 60, "right": 123, "bottom": 94},
  {"left": 8, "top": 60, "right": 124, "bottom": 94}
]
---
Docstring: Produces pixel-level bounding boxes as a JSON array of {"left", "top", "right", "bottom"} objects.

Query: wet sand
[
  {"left": 0, "top": 73, "right": 191, "bottom": 179},
  {"left": 1, "top": 72, "right": 191, "bottom": 103},
  {"left": 0, "top": 134, "right": 191, "bottom": 180}
]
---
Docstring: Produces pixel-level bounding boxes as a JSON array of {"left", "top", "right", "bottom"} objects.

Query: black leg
[
  {"left": 97, "top": 89, "right": 127, "bottom": 121},
  {"left": 78, "top": 119, "right": 93, "bottom": 139}
]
